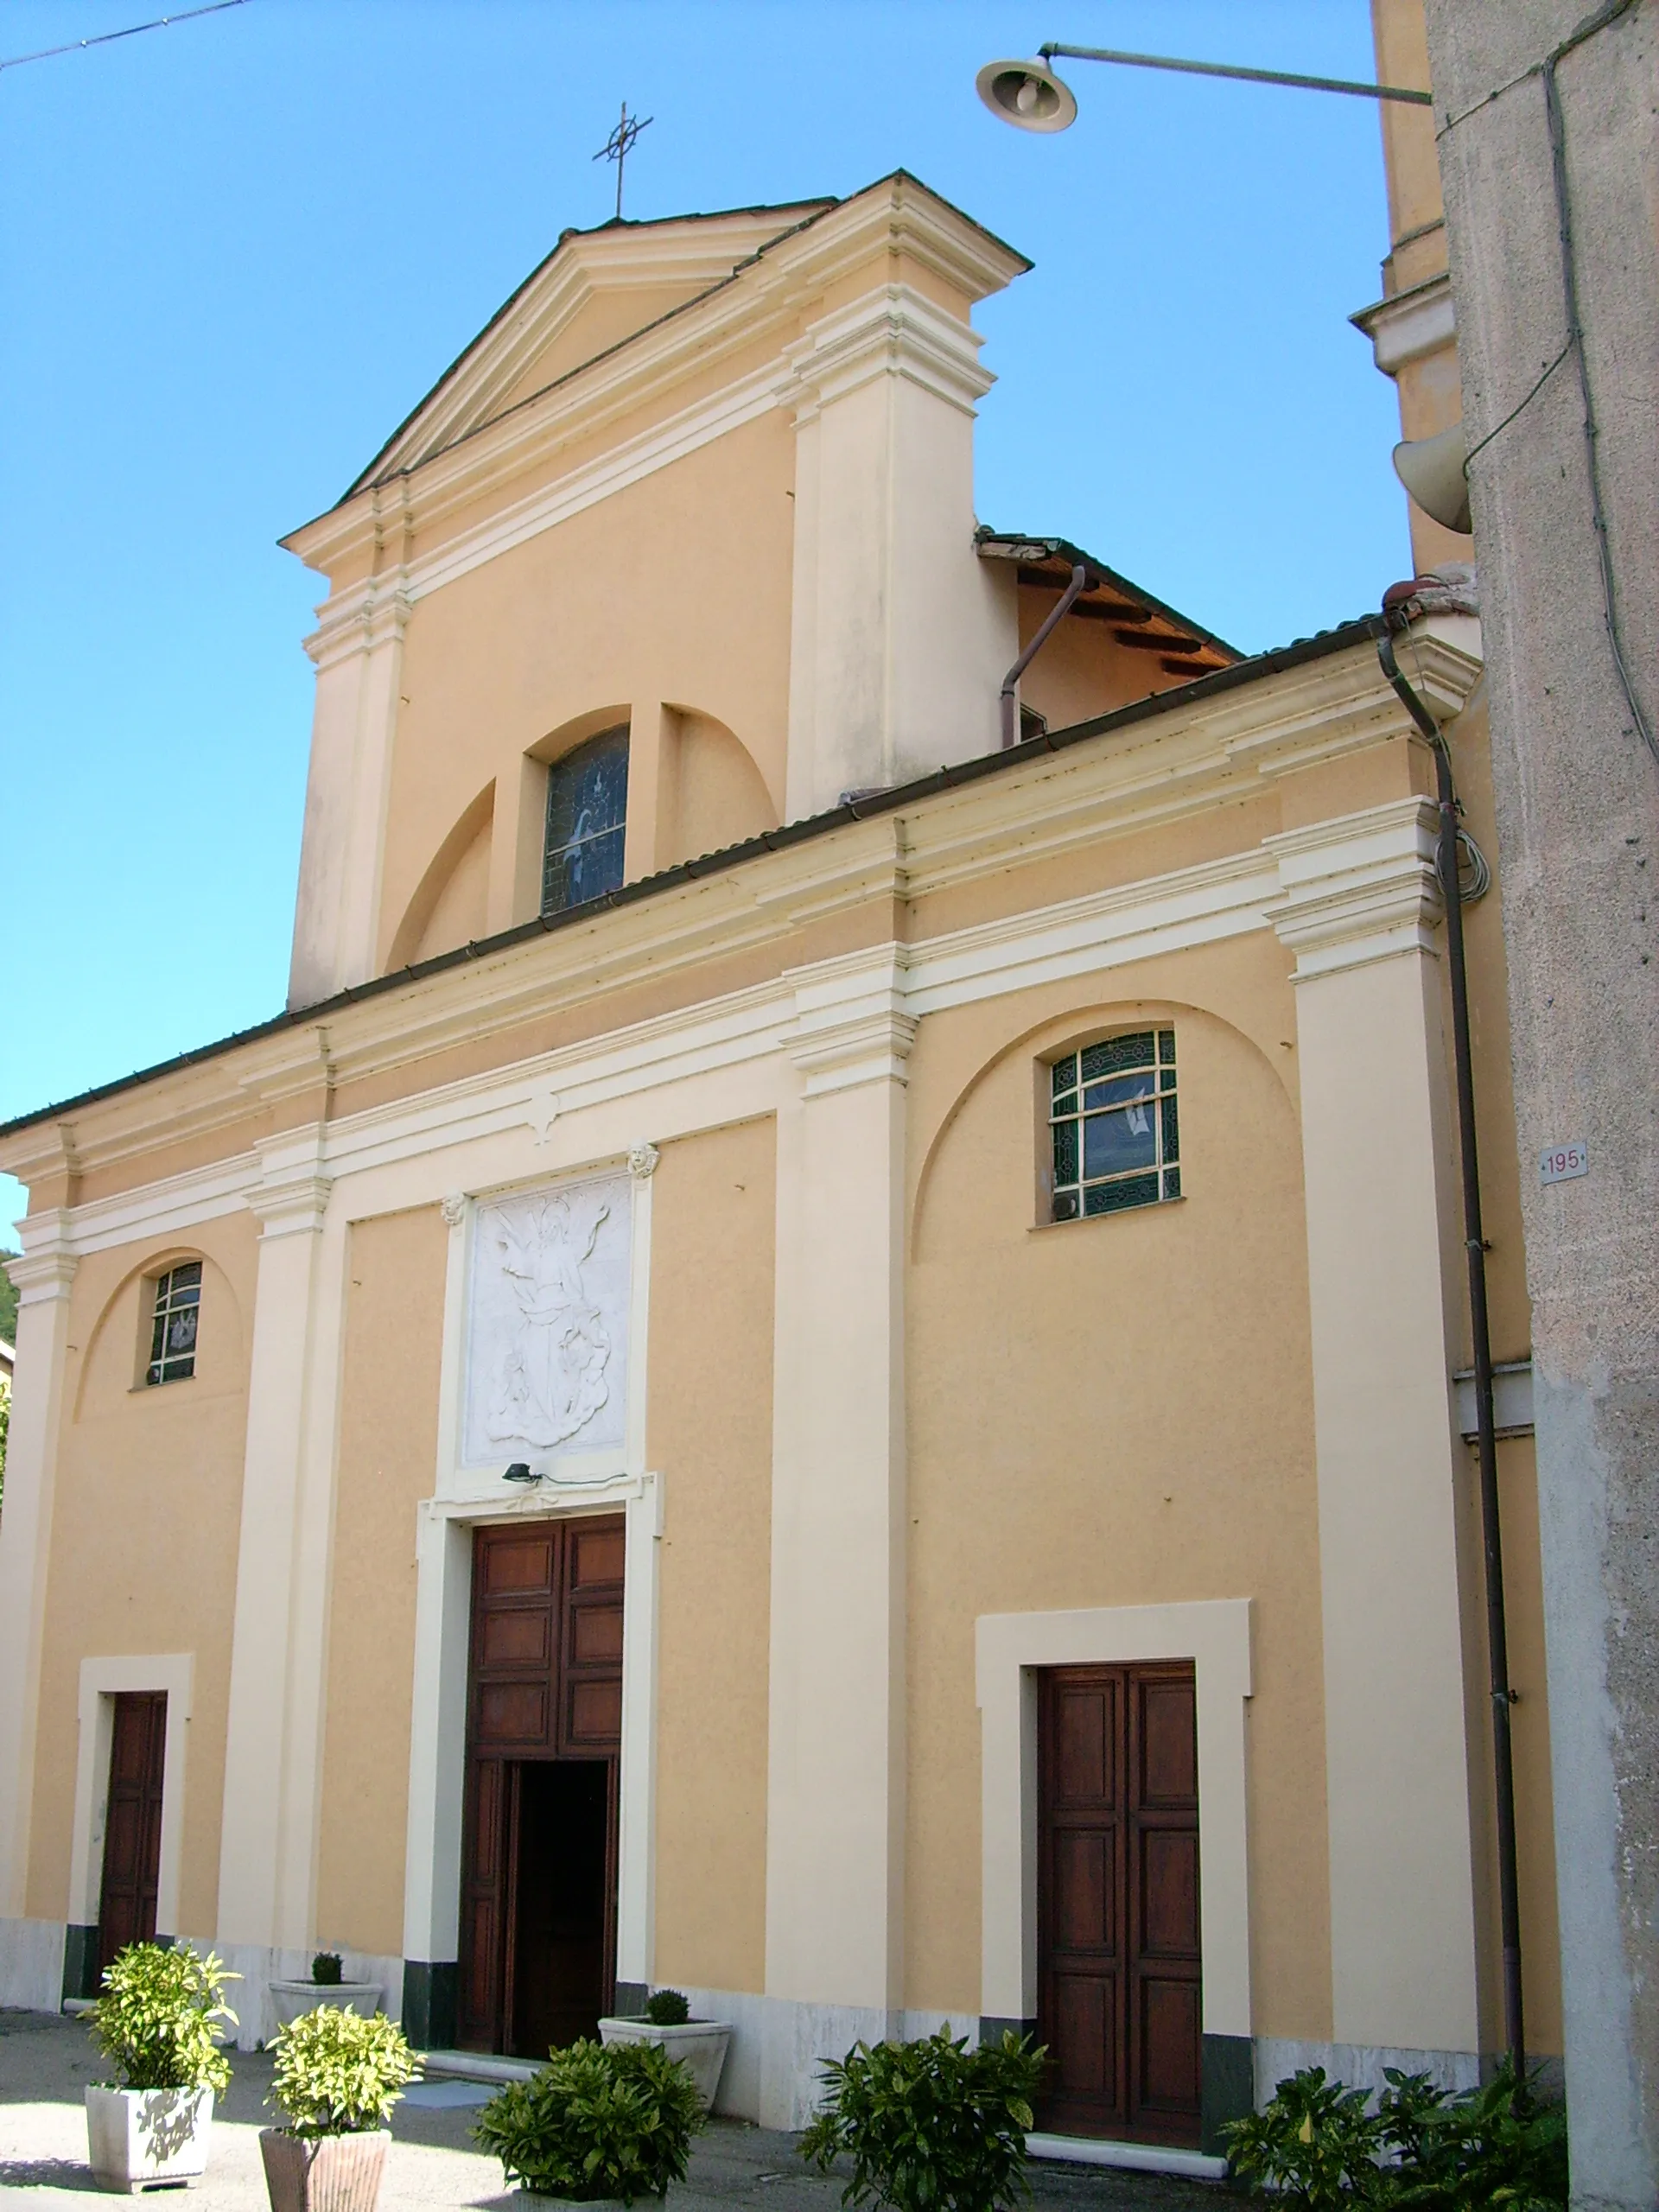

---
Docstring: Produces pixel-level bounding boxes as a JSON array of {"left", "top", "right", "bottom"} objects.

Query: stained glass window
[
  {"left": 146, "top": 1262, "right": 201, "bottom": 1385},
  {"left": 1049, "top": 1029, "right": 1179, "bottom": 1220},
  {"left": 543, "top": 726, "right": 629, "bottom": 916}
]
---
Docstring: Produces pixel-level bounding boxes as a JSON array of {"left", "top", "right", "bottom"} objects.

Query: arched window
[
  {"left": 1048, "top": 1028, "right": 1179, "bottom": 1219},
  {"left": 543, "top": 727, "right": 629, "bottom": 915}
]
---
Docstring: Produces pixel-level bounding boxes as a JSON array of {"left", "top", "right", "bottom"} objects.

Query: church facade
[{"left": 0, "top": 169, "right": 1558, "bottom": 2151}]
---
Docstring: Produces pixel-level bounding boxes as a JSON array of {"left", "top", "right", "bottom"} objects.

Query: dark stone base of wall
[
  {"left": 1201, "top": 2032, "right": 1254, "bottom": 2157},
  {"left": 60, "top": 1925, "right": 99, "bottom": 2005},
  {"left": 401, "top": 1960, "right": 456, "bottom": 2051}
]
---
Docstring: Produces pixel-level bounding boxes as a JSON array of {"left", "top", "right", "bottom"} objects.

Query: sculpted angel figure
[{"left": 484, "top": 1192, "right": 613, "bottom": 1448}]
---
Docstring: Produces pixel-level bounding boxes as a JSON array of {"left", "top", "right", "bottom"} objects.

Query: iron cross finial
[{"left": 593, "top": 100, "right": 654, "bottom": 222}]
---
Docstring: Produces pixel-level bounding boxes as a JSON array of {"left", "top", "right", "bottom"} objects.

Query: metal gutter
[{"left": 0, "top": 613, "right": 1383, "bottom": 1143}]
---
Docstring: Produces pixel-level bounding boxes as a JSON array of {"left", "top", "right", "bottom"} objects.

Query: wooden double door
[
  {"left": 1037, "top": 1662, "right": 1202, "bottom": 2146},
  {"left": 458, "top": 1516, "right": 626, "bottom": 2057},
  {"left": 99, "top": 1692, "right": 167, "bottom": 1973}
]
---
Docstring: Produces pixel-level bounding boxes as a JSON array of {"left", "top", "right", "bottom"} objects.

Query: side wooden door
[
  {"left": 99, "top": 1692, "right": 167, "bottom": 1973},
  {"left": 457, "top": 1516, "right": 625, "bottom": 2053},
  {"left": 1037, "top": 1662, "right": 1201, "bottom": 2145}
]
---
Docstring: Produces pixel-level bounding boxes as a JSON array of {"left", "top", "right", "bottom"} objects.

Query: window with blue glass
[
  {"left": 542, "top": 726, "right": 629, "bottom": 915},
  {"left": 1049, "top": 1029, "right": 1179, "bottom": 1220}
]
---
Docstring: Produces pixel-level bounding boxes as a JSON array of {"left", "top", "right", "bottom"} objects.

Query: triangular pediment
[{"left": 346, "top": 198, "right": 836, "bottom": 497}]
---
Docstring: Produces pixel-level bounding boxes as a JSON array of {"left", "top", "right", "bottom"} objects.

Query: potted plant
[
  {"left": 598, "top": 1988, "right": 732, "bottom": 2112},
  {"left": 259, "top": 2003, "right": 416, "bottom": 2212},
  {"left": 269, "top": 1950, "right": 385, "bottom": 2030},
  {"left": 801, "top": 2027, "right": 1045, "bottom": 2212},
  {"left": 84, "top": 1941, "right": 238, "bottom": 2192},
  {"left": 474, "top": 2036, "right": 706, "bottom": 2205}
]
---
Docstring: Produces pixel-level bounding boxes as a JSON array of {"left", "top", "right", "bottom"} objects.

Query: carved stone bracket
[
  {"left": 441, "top": 1193, "right": 467, "bottom": 1229},
  {"left": 627, "top": 1143, "right": 660, "bottom": 1180}
]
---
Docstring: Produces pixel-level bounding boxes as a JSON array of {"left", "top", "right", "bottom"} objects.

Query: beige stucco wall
[
  {"left": 647, "top": 1118, "right": 777, "bottom": 1997},
  {"left": 314, "top": 1205, "right": 449, "bottom": 1961},
  {"left": 374, "top": 405, "right": 798, "bottom": 974},
  {"left": 905, "top": 943, "right": 1333, "bottom": 2036},
  {"left": 25, "top": 1215, "right": 257, "bottom": 1937}
]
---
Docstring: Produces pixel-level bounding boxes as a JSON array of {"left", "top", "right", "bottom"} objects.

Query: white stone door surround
[
  {"left": 68, "top": 1654, "right": 194, "bottom": 1945},
  {"left": 975, "top": 1599, "right": 1255, "bottom": 2040}
]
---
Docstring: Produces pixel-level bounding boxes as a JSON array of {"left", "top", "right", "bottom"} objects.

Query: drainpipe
[
  {"left": 1376, "top": 622, "right": 1525, "bottom": 2080},
  {"left": 1001, "top": 563, "right": 1089, "bottom": 747}
]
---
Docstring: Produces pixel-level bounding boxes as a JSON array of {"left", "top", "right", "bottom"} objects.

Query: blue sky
[{"left": 0, "top": 0, "right": 1409, "bottom": 1243}]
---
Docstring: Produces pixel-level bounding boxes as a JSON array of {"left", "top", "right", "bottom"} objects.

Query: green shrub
[
  {"left": 1224, "top": 2062, "right": 1568, "bottom": 2212},
  {"left": 643, "top": 1989, "right": 690, "bottom": 2026},
  {"left": 268, "top": 2005, "right": 416, "bottom": 2138},
  {"left": 311, "top": 1952, "right": 344, "bottom": 1986},
  {"left": 473, "top": 2037, "right": 705, "bottom": 2202},
  {"left": 89, "top": 1942, "right": 238, "bottom": 2094},
  {"left": 800, "top": 2027, "right": 1045, "bottom": 2212}
]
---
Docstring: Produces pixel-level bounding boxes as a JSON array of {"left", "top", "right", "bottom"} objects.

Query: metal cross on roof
[{"left": 593, "top": 100, "right": 653, "bottom": 222}]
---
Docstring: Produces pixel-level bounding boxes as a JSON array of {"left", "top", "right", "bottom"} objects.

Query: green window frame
[
  {"left": 1049, "top": 1029, "right": 1179, "bottom": 1220},
  {"left": 145, "top": 1261, "right": 201, "bottom": 1385}
]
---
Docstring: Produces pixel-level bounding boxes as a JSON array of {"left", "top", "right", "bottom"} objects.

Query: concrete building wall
[{"left": 1423, "top": 3, "right": 1659, "bottom": 2200}]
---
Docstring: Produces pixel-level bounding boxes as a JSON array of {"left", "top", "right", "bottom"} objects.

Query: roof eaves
[
  {"left": 0, "top": 613, "right": 1385, "bottom": 1145},
  {"left": 976, "top": 526, "right": 1240, "bottom": 660}
]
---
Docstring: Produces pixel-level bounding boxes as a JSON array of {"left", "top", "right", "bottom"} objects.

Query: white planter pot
[
  {"left": 268, "top": 1983, "right": 384, "bottom": 2031},
  {"left": 596, "top": 2017, "right": 731, "bottom": 2110},
  {"left": 86, "top": 2083, "right": 214, "bottom": 2192}
]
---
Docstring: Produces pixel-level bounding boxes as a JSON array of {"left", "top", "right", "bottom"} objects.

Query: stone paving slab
[{"left": 2, "top": 2009, "right": 1228, "bottom": 2212}]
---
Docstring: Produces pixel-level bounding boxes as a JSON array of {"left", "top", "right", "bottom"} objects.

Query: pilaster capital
[
  {"left": 303, "top": 575, "right": 415, "bottom": 672},
  {"left": 788, "top": 954, "right": 918, "bottom": 1096},
  {"left": 779, "top": 283, "right": 993, "bottom": 424},
  {"left": 6, "top": 1212, "right": 79, "bottom": 1306},
  {"left": 1268, "top": 798, "right": 1443, "bottom": 981},
  {"left": 246, "top": 1133, "right": 332, "bottom": 1239}
]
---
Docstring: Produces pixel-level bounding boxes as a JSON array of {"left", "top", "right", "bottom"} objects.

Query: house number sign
[{"left": 1539, "top": 1141, "right": 1588, "bottom": 1185}]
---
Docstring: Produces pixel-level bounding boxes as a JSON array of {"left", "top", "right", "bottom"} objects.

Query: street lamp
[{"left": 976, "top": 43, "right": 1430, "bottom": 131}]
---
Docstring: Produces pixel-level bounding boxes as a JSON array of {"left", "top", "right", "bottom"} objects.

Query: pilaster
[
  {"left": 1269, "top": 798, "right": 1483, "bottom": 2054},
  {"left": 216, "top": 1135, "right": 339, "bottom": 1953},
  {"left": 782, "top": 286, "right": 1012, "bottom": 817},
  {"left": 762, "top": 960, "right": 912, "bottom": 2123},
  {"left": 0, "top": 1219, "right": 79, "bottom": 1918},
  {"left": 289, "top": 575, "right": 413, "bottom": 1007}
]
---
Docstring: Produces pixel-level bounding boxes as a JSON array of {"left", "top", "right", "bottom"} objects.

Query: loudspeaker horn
[
  {"left": 976, "top": 56, "right": 1079, "bottom": 132},
  {"left": 1392, "top": 422, "right": 1472, "bottom": 534}
]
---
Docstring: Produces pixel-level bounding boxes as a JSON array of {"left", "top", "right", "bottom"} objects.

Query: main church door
[
  {"left": 1036, "top": 1662, "right": 1202, "bottom": 2145},
  {"left": 457, "top": 1516, "right": 625, "bottom": 2056}
]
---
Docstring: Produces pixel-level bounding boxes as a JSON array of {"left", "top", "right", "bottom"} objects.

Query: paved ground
[{"left": 1, "top": 2008, "right": 1228, "bottom": 2212}]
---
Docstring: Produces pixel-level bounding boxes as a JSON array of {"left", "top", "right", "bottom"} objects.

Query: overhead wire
[{"left": 0, "top": 0, "right": 247, "bottom": 76}]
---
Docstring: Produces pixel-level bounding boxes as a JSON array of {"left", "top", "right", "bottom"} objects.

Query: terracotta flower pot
[
  {"left": 85, "top": 2084, "right": 214, "bottom": 2192},
  {"left": 258, "top": 2128, "right": 390, "bottom": 2212}
]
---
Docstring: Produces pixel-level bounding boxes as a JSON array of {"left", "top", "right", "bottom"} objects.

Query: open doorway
[
  {"left": 457, "top": 1516, "right": 626, "bottom": 2054},
  {"left": 507, "top": 1760, "right": 613, "bottom": 2056}
]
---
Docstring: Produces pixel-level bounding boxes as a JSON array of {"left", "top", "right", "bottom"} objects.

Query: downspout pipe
[
  {"left": 1377, "top": 624, "right": 1526, "bottom": 2081},
  {"left": 1001, "top": 563, "right": 1089, "bottom": 747}
]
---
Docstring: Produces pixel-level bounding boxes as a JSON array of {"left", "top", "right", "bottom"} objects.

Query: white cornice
[
  {"left": 283, "top": 176, "right": 1027, "bottom": 591},
  {"left": 1, "top": 638, "right": 1478, "bottom": 1201},
  {"left": 1351, "top": 270, "right": 1455, "bottom": 377},
  {"left": 367, "top": 207, "right": 829, "bottom": 486}
]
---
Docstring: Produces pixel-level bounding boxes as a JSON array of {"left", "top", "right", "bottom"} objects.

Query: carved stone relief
[{"left": 462, "top": 1173, "right": 631, "bottom": 1468}]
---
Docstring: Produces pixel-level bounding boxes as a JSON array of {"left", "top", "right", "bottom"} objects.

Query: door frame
[
  {"left": 69, "top": 1654, "right": 194, "bottom": 1943},
  {"left": 975, "top": 1601, "right": 1253, "bottom": 2045},
  {"left": 403, "top": 1477, "right": 663, "bottom": 2009}
]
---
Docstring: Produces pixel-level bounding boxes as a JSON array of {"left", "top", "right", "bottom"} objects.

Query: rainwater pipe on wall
[
  {"left": 1000, "top": 563, "right": 1090, "bottom": 747},
  {"left": 1376, "top": 617, "right": 1525, "bottom": 2080}
]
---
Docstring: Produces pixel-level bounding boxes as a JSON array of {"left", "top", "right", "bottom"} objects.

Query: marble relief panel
[{"left": 462, "top": 1172, "right": 632, "bottom": 1470}]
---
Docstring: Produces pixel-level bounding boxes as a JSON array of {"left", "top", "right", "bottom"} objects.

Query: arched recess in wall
[
  {"left": 386, "top": 781, "right": 495, "bottom": 972},
  {"left": 73, "top": 1249, "right": 247, "bottom": 1421},
  {"left": 660, "top": 706, "right": 779, "bottom": 868},
  {"left": 910, "top": 996, "right": 1302, "bottom": 1266}
]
